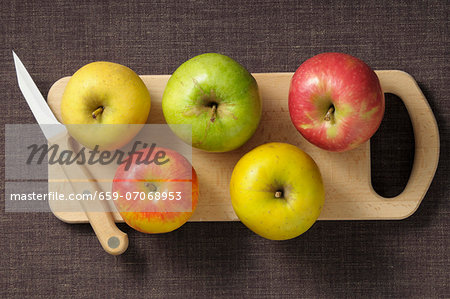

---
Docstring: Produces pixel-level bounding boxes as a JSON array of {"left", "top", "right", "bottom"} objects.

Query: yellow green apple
[
  {"left": 61, "top": 61, "right": 151, "bottom": 150},
  {"left": 230, "top": 142, "right": 325, "bottom": 240}
]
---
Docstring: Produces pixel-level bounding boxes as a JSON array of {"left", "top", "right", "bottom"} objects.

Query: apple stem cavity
[
  {"left": 324, "top": 106, "right": 335, "bottom": 123},
  {"left": 274, "top": 191, "right": 283, "bottom": 198},
  {"left": 92, "top": 106, "right": 104, "bottom": 120}
]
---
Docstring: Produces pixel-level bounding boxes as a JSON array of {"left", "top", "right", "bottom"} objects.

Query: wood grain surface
[{"left": 46, "top": 71, "right": 439, "bottom": 223}]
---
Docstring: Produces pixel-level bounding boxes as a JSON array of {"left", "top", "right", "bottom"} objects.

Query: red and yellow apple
[
  {"left": 230, "top": 142, "right": 325, "bottom": 240},
  {"left": 112, "top": 147, "right": 198, "bottom": 234},
  {"left": 289, "top": 52, "right": 385, "bottom": 152},
  {"left": 61, "top": 61, "right": 151, "bottom": 150}
]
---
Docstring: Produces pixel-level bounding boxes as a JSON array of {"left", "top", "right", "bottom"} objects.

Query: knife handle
[{"left": 51, "top": 133, "right": 129, "bottom": 255}]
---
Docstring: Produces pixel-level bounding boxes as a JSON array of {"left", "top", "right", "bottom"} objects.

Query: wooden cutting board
[{"left": 46, "top": 71, "right": 439, "bottom": 223}]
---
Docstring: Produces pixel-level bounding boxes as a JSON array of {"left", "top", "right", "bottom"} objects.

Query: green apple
[
  {"left": 162, "top": 53, "right": 262, "bottom": 152},
  {"left": 61, "top": 61, "right": 151, "bottom": 150},
  {"left": 230, "top": 142, "right": 325, "bottom": 240}
]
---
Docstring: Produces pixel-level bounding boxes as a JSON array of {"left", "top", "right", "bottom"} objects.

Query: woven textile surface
[{"left": 0, "top": 1, "right": 448, "bottom": 298}]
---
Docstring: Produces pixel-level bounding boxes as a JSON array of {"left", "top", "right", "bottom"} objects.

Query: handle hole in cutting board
[{"left": 370, "top": 93, "right": 415, "bottom": 198}]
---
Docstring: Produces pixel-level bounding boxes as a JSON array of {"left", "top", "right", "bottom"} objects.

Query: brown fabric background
[{"left": 1, "top": 1, "right": 448, "bottom": 298}]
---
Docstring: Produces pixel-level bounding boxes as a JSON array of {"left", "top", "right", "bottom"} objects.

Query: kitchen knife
[{"left": 12, "top": 51, "right": 128, "bottom": 255}]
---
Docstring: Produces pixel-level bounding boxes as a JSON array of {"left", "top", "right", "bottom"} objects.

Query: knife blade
[{"left": 12, "top": 51, "right": 66, "bottom": 140}]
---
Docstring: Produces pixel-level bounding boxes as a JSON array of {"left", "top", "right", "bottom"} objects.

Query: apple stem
[
  {"left": 324, "top": 106, "right": 335, "bottom": 122},
  {"left": 274, "top": 191, "right": 283, "bottom": 198},
  {"left": 92, "top": 106, "right": 104, "bottom": 119},
  {"left": 210, "top": 104, "right": 217, "bottom": 123},
  {"left": 144, "top": 182, "right": 157, "bottom": 192}
]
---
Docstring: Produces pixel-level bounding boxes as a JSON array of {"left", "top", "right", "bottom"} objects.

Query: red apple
[
  {"left": 288, "top": 52, "right": 385, "bottom": 152},
  {"left": 112, "top": 147, "right": 198, "bottom": 234}
]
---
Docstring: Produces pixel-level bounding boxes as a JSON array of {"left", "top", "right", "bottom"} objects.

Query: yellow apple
[
  {"left": 230, "top": 142, "right": 325, "bottom": 240},
  {"left": 61, "top": 61, "right": 151, "bottom": 150}
]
